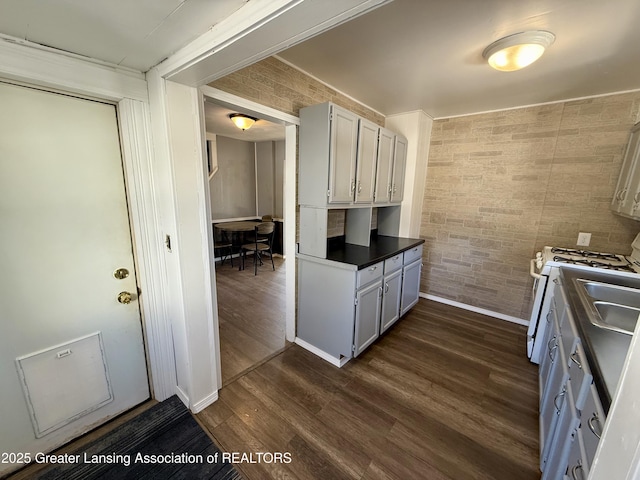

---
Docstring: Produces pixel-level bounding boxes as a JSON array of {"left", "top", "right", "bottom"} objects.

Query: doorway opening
[{"left": 200, "top": 87, "right": 298, "bottom": 386}]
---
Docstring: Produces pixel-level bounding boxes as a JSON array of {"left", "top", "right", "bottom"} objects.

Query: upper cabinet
[
  {"left": 612, "top": 122, "right": 640, "bottom": 219},
  {"left": 299, "top": 102, "right": 407, "bottom": 208}
]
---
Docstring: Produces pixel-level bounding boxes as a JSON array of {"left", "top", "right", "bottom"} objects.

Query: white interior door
[{"left": 0, "top": 81, "right": 149, "bottom": 472}]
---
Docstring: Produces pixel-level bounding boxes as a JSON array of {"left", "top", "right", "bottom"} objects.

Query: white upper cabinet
[
  {"left": 373, "top": 127, "right": 395, "bottom": 205},
  {"left": 354, "top": 118, "right": 379, "bottom": 204},
  {"left": 391, "top": 134, "right": 408, "bottom": 203},
  {"left": 328, "top": 105, "right": 359, "bottom": 203},
  {"left": 299, "top": 102, "right": 408, "bottom": 208},
  {"left": 612, "top": 123, "right": 640, "bottom": 219}
]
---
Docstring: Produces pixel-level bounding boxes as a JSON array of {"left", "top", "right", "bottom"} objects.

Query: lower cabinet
[
  {"left": 297, "top": 244, "right": 423, "bottom": 365},
  {"left": 354, "top": 276, "right": 383, "bottom": 356},
  {"left": 538, "top": 279, "right": 607, "bottom": 479}
]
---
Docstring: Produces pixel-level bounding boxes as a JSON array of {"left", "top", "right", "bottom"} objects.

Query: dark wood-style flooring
[
  {"left": 198, "top": 298, "right": 540, "bottom": 480},
  {"left": 214, "top": 255, "right": 287, "bottom": 385}
]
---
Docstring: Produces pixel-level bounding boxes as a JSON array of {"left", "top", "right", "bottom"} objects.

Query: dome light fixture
[
  {"left": 229, "top": 113, "right": 257, "bottom": 131},
  {"left": 483, "top": 31, "right": 555, "bottom": 72}
]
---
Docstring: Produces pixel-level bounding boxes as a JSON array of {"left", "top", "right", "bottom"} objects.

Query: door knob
[
  {"left": 117, "top": 291, "right": 133, "bottom": 304},
  {"left": 113, "top": 268, "right": 130, "bottom": 280}
]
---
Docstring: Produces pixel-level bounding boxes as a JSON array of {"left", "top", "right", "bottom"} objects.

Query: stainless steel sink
[
  {"left": 593, "top": 301, "right": 640, "bottom": 335},
  {"left": 579, "top": 280, "right": 640, "bottom": 308},
  {"left": 574, "top": 279, "right": 640, "bottom": 335}
]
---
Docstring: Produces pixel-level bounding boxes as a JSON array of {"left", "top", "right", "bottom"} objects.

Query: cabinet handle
[
  {"left": 547, "top": 335, "right": 557, "bottom": 357},
  {"left": 392, "top": 183, "right": 397, "bottom": 194},
  {"left": 587, "top": 413, "right": 602, "bottom": 439},
  {"left": 571, "top": 462, "right": 584, "bottom": 480},
  {"left": 553, "top": 387, "right": 566, "bottom": 414},
  {"left": 388, "top": 184, "right": 392, "bottom": 195},
  {"left": 369, "top": 265, "right": 377, "bottom": 271},
  {"left": 553, "top": 278, "right": 560, "bottom": 284},
  {"left": 378, "top": 286, "right": 383, "bottom": 297},
  {"left": 570, "top": 351, "right": 582, "bottom": 369},
  {"left": 357, "top": 181, "right": 362, "bottom": 193},
  {"left": 385, "top": 282, "right": 389, "bottom": 294},
  {"left": 350, "top": 180, "right": 356, "bottom": 193}
]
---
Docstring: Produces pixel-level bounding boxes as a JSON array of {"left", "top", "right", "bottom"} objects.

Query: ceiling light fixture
[
  {"left": 229, "top": 113, "right": 257, "bottom": 131},
  {"left": 483, "top": 30, "right": 555, "bottom": 72}
]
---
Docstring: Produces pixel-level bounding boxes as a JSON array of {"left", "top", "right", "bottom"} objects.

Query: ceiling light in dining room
[
  {"left": 483, "top": 31, "right": 555, "bottom": 72},
  {"left": 229, "top": 113, "right": 258, "bottom": 131}
]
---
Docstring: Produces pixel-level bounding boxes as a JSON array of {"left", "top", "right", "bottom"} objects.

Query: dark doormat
[{"left": 34, "top": 396, "right": 243, "bottom": 480}]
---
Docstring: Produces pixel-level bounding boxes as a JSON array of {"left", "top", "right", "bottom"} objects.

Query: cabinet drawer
[
  {"left": 384, "top": 254, "right": 403, "bottom": 274},
  {"left": 581, "top": 383, "right": 605, "bottom": 470},
  {"left": 357, "top": 261, "right": 383, "bottom": 288},
  {"left": 560, "top": 310, "right": 579, "bottom": 368},
  {"left": 403, "top": 244, "right": 423, "bottom": 265},
  {"left": 567, "top": 342, "right": 593, "bottom": 411}
]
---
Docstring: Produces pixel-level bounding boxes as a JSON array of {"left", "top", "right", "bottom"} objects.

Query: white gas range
[{"left": 527, "top": 234, "right": 640, "bottom": 364}]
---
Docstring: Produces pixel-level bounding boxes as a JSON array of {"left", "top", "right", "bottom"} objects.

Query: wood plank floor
[
  {"left": 214, "top": 255, "right": 287, "bottom": 385},
  {"left": 198, "top": 298, "right": 540, "bottom": 480}
]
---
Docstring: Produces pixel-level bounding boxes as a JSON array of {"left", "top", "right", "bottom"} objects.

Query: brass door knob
[{"left": 117, "top": 291, "right": 133, "bottom": 304}]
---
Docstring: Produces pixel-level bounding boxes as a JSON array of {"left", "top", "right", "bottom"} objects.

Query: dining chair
[
  {"left": 213, "top": 226, "right": 233, "bottom": 267},
  {"left": 241, "top": 222, "right": 275, "bottom": 274}
]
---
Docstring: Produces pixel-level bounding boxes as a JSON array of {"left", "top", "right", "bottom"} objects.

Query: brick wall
[
  {"left": 210, "top": 56, "right": 384, "bottom": 125},
  {"left": 423, "top": 92, "right": 640, "bottom": 319}
]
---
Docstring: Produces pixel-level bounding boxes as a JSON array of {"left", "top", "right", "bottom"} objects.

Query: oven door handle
[{"left": 530, "top": 259, "right": 542, "bottom": 279}]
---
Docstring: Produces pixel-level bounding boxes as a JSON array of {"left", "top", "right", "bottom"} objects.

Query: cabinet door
[
  {"left": 328, "top": 105, "right": 359, "bottom": 204},
  {"left": 380, "top": 269, "right": 403, "bottom": 333},
  {"left": 542, "top": 390, "right": 579, "bottom": 480},
  {"left": 400, "top": 259, "right": 421, "bottom": 316},
  {"left": 390, "top": 134, "right": 408, "bottom": 203},
  {"left": 615, "top": 124, "right": 640, "bottom": 217},
  {"left": 539, "top": 303, "right": 559, "bottom": 399},
  {"left": 355, "top": 119, "right": 378, "bottom": 204},
  {"left": 374, "top": 127, "right": 395, "bottom": 204},
  {"left": 540, "top": 347, "right": 569, "bottom": 470},
  {"left": 354, "top": 280, "right": 382, "bottom": 356}
]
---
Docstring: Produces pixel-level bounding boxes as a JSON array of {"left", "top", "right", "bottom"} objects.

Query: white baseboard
[
  {"left": 294, "top": 337, "right": 351, "bottom": 368},
  {"left": 174, "top": 386, "right": 189, "bottom": 408},
  {"left": 421, "top": 293, "right": 529, "bottom": 326},
  {"left": 190, "top": 390, "right": 218, "bottom": 413}
]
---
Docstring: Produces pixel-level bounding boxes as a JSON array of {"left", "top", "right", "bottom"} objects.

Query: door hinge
[{"left": 351, "top": 344, "right": 356, "bottom": 352}]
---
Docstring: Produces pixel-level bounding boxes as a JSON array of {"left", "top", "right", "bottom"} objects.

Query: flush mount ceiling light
[
  {"left": 483, "top": 30, "right": 555, "bottom": 72},
  {"left": 229, "top": 113, "right": 257, "bottom": 131}
]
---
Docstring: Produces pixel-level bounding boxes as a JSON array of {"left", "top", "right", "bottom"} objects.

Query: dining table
[{"left": 214, "top": 221, "right": 261, "bottom": 270}]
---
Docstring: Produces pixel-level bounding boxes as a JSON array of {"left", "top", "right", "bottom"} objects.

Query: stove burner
[
  {"left": 550, "top": 247, "right": 623, "bottom": 261},
  {"left": 552, "top": 256, "right": 635, "bottom": 272}
]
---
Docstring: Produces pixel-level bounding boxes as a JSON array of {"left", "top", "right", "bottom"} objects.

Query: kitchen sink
[
  {"left": 574, "top": 279, "right": 640, "bottom": 335},
  {"left": 593, "top": 302, "right": 639, "bottom": 335},
  {"left": 579, "top": 280, "right": 640, "bottom": 308}
]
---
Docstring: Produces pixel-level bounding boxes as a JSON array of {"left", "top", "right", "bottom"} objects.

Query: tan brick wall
[
  {"left": 210, "top": 57, "right": 384, "bottom": 125},
  {"left": 423, "top": 92, "right": 640, "bottom": 319}
]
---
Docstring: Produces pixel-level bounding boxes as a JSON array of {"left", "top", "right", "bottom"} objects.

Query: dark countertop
[
  {"left": 326, "top": 235, "right": 424, "bottom": 269},
  {"left": 560, "top": 267, "right": 637, "bottom": 413}
]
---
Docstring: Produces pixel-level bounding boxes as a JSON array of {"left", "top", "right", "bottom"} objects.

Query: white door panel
[{"left": 0, "top": 81, "right": 149, "bottom": 471}]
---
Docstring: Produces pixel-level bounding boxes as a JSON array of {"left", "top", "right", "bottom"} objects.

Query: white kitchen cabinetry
[
  {"left": 380, "top": 254, "right": 403, "bottom": 333},
  {"left": 355, "top": 118, "right": 379, "bottom": 204},
  {"left": 354, "top": 265, "right": 383, "bottom": 356},
  {"left": 373, "top": 127, "right": 395, "bottom": 205},
  {"left": 400, "top": 245, "right": 423, "bottom": 316},
  {"left": 611, "top": 122, "right": 640, "bottom": 219},
  {"left": 538, "top": 277, "right": 607, "bottom": 478},
  {"left": 296, "top": 242, "right": 423, "bottom": 366},
  {"left": 299, "top": 102, "right": 358, "bottom": 206},
  {"left": 299, "top": 102, "right": 407, "bottom": 208},
  {"left": 390, "top": 135, "right": 408, "bottom": 203}
]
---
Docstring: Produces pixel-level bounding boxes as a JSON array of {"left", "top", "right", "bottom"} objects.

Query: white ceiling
[
  {"left": 0, "top": 0, "right": 246, "bottom": 71},
  {"left": 277, "top": 0, "right": 640, "bottom": 118},
  {"left": 1, "top": 0, "right": 639, "bottom": 121}
]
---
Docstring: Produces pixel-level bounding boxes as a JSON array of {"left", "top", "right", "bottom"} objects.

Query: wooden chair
[{"left": 241, "top": 222, "right": 275, "bottom": 274}]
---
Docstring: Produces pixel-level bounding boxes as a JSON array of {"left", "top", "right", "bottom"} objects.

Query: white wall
[{"left": 385, "top": 110, "right": 433, "bottom": 238}]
